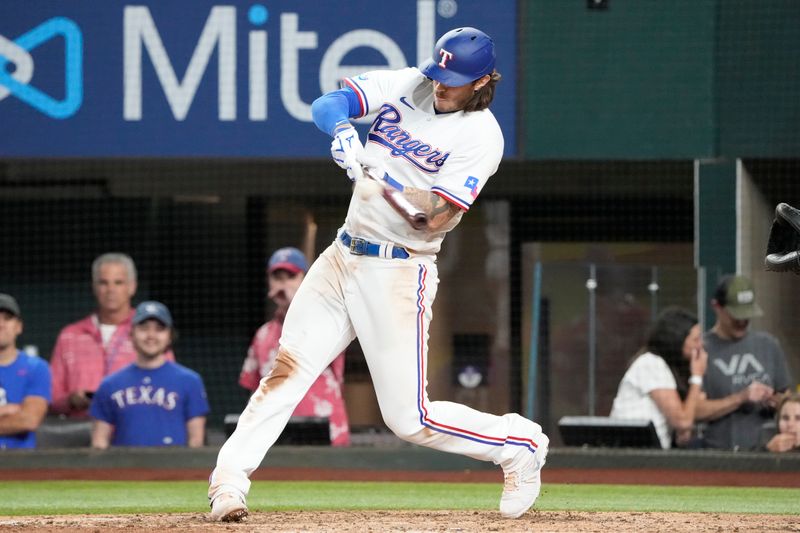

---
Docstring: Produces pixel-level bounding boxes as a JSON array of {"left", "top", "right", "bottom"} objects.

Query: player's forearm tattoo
[{"left": 403, "top": 187, "right": 461, "bottom": 230}]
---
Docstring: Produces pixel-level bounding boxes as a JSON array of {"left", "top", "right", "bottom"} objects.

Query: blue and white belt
[{"left": 339, "top": 231, "right": 410, "bottom": 259}]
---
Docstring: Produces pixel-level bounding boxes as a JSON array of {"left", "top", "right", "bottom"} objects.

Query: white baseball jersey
[{"left": 342, "top": 67, "right": 504, "bottom": 255}]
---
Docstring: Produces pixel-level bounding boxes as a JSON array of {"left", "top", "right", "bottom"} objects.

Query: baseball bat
[{"left": 362, "top": 167, "right": 428, "bottom": 231}]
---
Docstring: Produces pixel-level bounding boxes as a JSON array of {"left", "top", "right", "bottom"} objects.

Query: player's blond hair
[{"left": 463, "top": 70, "right": 502, "bottom": 112}]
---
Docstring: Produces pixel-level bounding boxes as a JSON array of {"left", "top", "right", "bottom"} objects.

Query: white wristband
[{"left": 688, "top": 375, "right": 703, "bottom": 386}]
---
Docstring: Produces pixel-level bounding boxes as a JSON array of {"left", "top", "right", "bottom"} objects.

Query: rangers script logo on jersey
[{"left": 367, "top": 103, "right": 450, "bottom": 173}]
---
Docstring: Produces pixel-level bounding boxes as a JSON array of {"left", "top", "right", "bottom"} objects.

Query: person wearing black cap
[
  {"left": 0, "top": 294, "right": 52, "bottom": 449},
  {"left": 610, "top": 307, "right": 708, "bottom": 449},
  {"left": 89, "top": 301, "right": 209, "bottom": 449},
  {"left": 697, "top": 275, "right": 795, "bottom": 450},
  {"left": 238, "top": 247, "right": 350, "bottom": 447}
]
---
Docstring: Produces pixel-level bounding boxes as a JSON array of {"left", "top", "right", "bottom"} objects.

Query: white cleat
[
  {"left": 210, "top": 492, "right": 249, "bottom": 522},
  {"left": 499, "top": 435, "right": 549, "bottom": 519}
]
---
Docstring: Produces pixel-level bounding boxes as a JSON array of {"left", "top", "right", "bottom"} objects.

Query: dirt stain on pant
[{"left": 258, "top": 347, "right": 298, "bottom": 396}]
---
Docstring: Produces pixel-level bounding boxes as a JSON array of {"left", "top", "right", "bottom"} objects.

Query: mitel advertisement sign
[{"left": 0, "top": 1, "right": 516, "bottom": 157}]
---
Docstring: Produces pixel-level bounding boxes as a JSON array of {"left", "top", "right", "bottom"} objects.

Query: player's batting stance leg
[
  {"left": 209, "top": 246, "right": 356, "bottom": 521},
  {"left": 345, "top": 252, "right": 548, "bottom": 519}
]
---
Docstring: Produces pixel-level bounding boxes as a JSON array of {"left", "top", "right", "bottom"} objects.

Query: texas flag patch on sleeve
[{"left": 464, "top": 176, "right": 480, "bottom": 200}]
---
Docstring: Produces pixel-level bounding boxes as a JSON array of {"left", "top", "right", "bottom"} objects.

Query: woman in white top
[{"left": 610, "top": 307, "right": 708, "bottom": 448}]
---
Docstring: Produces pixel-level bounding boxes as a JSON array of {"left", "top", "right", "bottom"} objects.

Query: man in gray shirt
[{"left": 698, "top": 275, "right": 794, "bottom": 451}]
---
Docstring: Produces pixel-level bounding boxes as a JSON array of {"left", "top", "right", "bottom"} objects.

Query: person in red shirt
[
  {"left": 238, "top": 247, "right": 349, "bottom": 446},
  {"left": 49, "top": 253, "right": 173, "bottom": 418}
]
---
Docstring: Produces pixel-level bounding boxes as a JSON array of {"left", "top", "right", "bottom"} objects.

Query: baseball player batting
[{"left": 209, "top": 27, "right": 548, "bottom": 522}]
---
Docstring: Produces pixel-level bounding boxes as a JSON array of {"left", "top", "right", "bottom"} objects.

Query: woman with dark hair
[{"left": 610, "top": 307, "right": 707, "bottom": 448}]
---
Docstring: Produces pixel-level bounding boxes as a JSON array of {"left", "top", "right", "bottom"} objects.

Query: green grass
[{"left": 1, "top": 481, "right": 798, "bottom": 516}]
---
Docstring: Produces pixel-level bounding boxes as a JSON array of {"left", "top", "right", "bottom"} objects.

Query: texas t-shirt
[{"left": 90, "top": 361, "right": 209, "bottom": 446}]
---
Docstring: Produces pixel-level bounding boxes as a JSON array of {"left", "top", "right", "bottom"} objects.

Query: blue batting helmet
[{"left": 419, "top": 27, "right": 496, "bottom": 87}]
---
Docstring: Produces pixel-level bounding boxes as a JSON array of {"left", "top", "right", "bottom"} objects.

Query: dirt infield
[{"left": 1, "top": 511, "right": 798, "bottom": 532}]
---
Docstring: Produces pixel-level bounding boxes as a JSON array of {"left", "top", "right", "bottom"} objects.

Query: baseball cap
[
  {"left": 133, "top": 301, "right": 173, "bottom": 327},
  {"left": 267, "top": 247, "right": 308, "bottom": 275},
  {"left": 714, "top": 275, "right": 763, "bottom": 320},
  {"left": 0, "top": 294, "right": 21, "bottom": 319}
]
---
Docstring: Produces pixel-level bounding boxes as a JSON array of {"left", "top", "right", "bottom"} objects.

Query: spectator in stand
[
  {"left": 698, "top": 275, "right": 794, "bottom": 451},
  {"left": 239, "top": 246, "right": 350, "bottom": 446},
  {"left": 764, "top": 394, "right": 800, "bottom": 453},
  {"left": 49, "top": 253, "right": 173, "bottom": 418},
  {"left": 0, "top": 294, "right": 51, "bottom": 449},
  {"left": 610, "top": 307, "right": 707, "bottom": 449},
  {"left": 90, "top": 301, "right": 209, "bottom": 448}
]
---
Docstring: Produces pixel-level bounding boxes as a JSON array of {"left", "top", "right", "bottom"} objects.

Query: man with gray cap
[
  {"left": 90, "top": 301, "right": 209, "bottom": 448},
  {"left": 0, "top": 294, "right": 52, "bottom": 449},
  {"left": 697, "top": 275, "right": 794, "bottom": 450}
]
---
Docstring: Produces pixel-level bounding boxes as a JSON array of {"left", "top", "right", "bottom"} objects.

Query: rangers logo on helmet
[{"left": 438, "top": 49, "right": 454, "bottom": 68}]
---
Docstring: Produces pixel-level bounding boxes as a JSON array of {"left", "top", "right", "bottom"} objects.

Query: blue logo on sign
[{"left": 0, "top": 17, "right": 83, "bottom": 119}]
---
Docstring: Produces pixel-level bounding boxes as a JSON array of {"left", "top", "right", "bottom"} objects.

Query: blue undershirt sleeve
[{"left": 311, "top": 87, "right": 362, "bottom": 137}]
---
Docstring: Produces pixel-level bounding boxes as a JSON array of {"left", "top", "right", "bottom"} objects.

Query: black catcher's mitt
[{"left": 765, "top": 202, "right": 800, "bottom": 274}]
